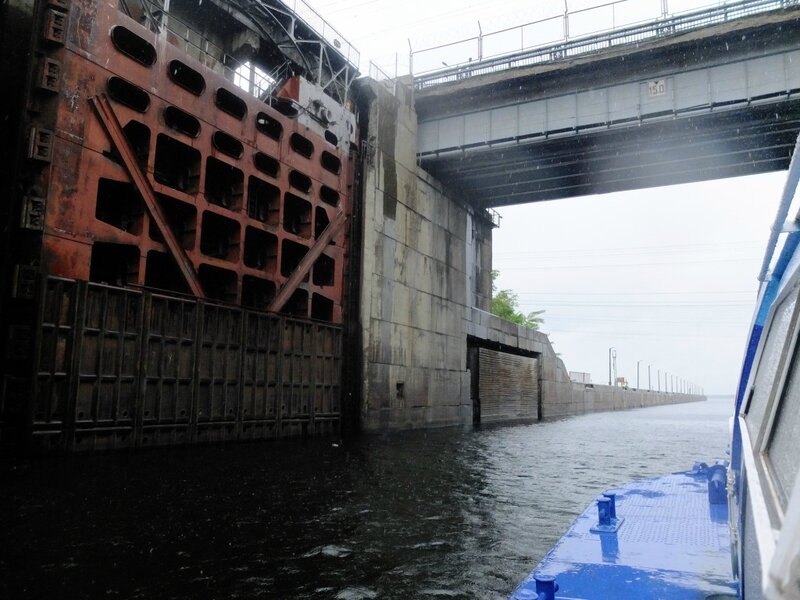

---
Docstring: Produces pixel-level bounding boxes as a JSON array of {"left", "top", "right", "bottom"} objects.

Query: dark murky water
[{"left": 0, "top": 398, "right": 731, "bottom": 599}]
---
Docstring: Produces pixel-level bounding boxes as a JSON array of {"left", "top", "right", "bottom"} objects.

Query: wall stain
[{"left": 378, "top": 93, "right": 398, "bottom": 220}]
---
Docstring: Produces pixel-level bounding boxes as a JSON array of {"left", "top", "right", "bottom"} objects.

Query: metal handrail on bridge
[{"left": 413, "top": 0, "right": 798, "bottom": 90}]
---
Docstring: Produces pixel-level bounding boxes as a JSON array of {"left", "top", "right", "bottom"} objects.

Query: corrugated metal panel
[{"left": 478, "top": 348, "right": 538, "bottom": 422}]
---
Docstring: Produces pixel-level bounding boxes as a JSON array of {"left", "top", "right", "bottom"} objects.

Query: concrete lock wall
[
  {"left": 358, "top": 80, "right": 703, "bottom": 432},
  {"left": 359, "top": 80, "right": 479, "bottom": 430},
  {"left": 466, "top": 307, "right": 703, "bottom": 418}
]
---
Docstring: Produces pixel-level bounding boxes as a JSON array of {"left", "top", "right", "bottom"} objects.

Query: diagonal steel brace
[
  {"left": 90, "top": 94, "right": 204, "bottom": 297},
  {"left": 268, "top": 210, "right": 347, "bottom": 314}
]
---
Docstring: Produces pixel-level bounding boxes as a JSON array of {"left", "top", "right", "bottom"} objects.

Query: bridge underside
[
  {"left": 421, "top": 101, "right": 800, "bottom": 208},
  {"left": 415, "top": 3, "right": 800, "bottom": 208}
]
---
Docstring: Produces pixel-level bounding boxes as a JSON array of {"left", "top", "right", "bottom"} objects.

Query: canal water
[{"left": 1, "top": 397, "right": 731, "bottom": 599}]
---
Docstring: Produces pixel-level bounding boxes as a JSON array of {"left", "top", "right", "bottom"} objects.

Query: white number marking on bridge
[{"left": 648, "top": 79, "right": 667, "bottom": 97}]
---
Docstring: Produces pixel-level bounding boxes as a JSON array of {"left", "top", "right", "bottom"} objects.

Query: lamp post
[
  {"left": 608, "top": 347, "right": 616, "bottom": 386},
  {"left": 648, "top": 364, "right": 652, "bottom": 391},
  {"left": 657, "top": 369, "right": 661, "bottom": 392},
  {"left": 636, "top": 360, "right": 641, "bottom": 389}
]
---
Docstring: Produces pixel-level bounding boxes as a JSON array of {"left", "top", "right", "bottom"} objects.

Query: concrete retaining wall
[
  {"left": 358, "top": 79, "right": 703, "bottom": 432},
  {"left": 358, "top": 80, "right": 479, "bottom": 430},
  {"left": 466, "top": 306, "right": 703, "bottom": 419}
]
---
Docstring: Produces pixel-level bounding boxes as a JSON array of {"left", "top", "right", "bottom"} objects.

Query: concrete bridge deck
[{"left": 415, "top": 0, "right": 800, "bottom": 205}]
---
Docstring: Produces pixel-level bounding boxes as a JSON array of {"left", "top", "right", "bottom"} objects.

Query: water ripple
[{"left": 0, "top": 398, "right": 731, "bottom": 600}]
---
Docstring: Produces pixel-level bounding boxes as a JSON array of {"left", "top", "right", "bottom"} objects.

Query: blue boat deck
[{"left": 510, "top": 469, "right": 738, "bottom": 599}]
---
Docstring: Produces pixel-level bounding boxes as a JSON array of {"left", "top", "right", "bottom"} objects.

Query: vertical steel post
[
  {"left": 408, "top": 39, "right": 414, "bottom": 104},
  {"left": 636, "top": 360, "right": 640, "bottom": 389},
  {"left": 162, "top": 0, "right": 171, "bottom": 36}
]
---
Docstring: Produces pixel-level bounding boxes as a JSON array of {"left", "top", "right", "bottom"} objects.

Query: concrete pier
[{"left": 357, "top": 79, "right": 702, "bottom": 432}]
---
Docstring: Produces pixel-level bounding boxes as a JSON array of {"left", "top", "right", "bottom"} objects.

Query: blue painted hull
[{"left": 510, "top": 469, "right": 737, "bottom": 599}]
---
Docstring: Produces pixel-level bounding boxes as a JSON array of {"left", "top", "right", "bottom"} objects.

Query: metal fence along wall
[{"left": 25, "top": 277, "right": 342, "bottom": 453}]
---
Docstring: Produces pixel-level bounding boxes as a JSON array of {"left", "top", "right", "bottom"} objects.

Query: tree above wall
[{"left": 490, "top": 270, "right": 544, "bottom": 330}]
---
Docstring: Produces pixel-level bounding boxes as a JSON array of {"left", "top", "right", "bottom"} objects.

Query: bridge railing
[
  {"left": 368, "top": 61, "right": 415, "bottom": 102},
  {"left": 412, "top": 0, "right": 798, "bottom": 90}
]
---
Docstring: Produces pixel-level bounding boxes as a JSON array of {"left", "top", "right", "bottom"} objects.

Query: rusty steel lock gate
[
  {"left": 0, "top": 0, "right": 359, "bottom": 452},
  {"left": 26, "top": 277, "right": 342, "bottom": 452}
]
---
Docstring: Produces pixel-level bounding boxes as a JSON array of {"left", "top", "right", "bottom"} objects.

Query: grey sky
[
  {"left": 309, "top": 0, "right": 787, "bottom": 394},
  {"left": 493, "top": 174, "right": 783, "bottom": 395}
]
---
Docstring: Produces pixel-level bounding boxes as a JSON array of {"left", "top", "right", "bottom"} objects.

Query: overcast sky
[
  {"left": 492, "top": 174, "right": 782, "bottom": 395},
  {"left": 308, "top": 0, "right": 787, "bottom": 394}
]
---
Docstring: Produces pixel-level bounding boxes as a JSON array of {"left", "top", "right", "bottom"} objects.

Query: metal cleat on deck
[
  {"left": 590, "top": 490, "right": 624, "bottom": 533},
  {"left": 533, "top": 574, "right": 558, "bottom": 600},
  {"left": 707, "top": 462, "right": 728, "bottom": 505}
]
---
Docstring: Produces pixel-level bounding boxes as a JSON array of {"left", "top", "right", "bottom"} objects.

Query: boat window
[
  {"left": 744, "top": 291, "right": 798, "bottom": 432},
  {"left": 766, "top": 297, "right": 800, "bottom": 510}
]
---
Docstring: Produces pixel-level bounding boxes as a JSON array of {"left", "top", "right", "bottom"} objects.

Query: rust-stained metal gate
[
  {"left": 25, "top": 277, "right": 342, "bottom": 452},
  {"left": 477, "top": 347, "right": 539, "bottom": 423},
  {"left": 0, "top": 0, "right": 360, "bottom": 455}
]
